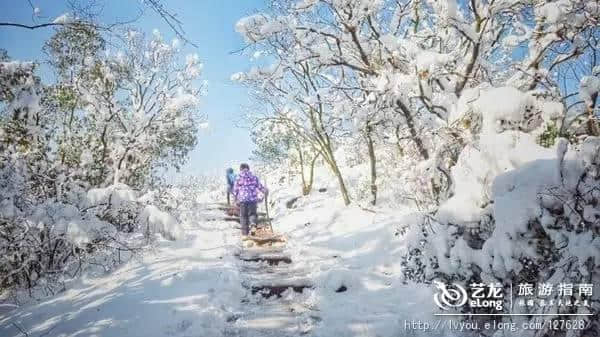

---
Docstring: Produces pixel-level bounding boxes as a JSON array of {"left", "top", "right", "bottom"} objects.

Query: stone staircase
[{"left": 214, "top": 203, "right": 320, "bottom": 336}]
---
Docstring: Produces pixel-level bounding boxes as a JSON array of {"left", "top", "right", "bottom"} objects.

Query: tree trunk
[
  {"left": 299, "top": 148, "right": 319, "bottom": 196},
  {"left": 395, "top": 125, "right": 404, "bottom": 157},
  {"left": 396, "top": 99, "right": 429, "bottom": 160},
  {"left": 305, "top": 105, "right": 350, "bottom": 205},
  {"left": 297, "top": 146, "right": 309, "bottom": 195},
  {"left": 365, "top": 123, "right": 377, "bottom": 205},
  {"left": 324, "top": 154, "right": 350, "bottom": 205},
  {"left": 307, "top": 152, "right": 318, "bottom": 195},
  {"left": 586, "top": 92, "right": 599, "bottom": 136}
]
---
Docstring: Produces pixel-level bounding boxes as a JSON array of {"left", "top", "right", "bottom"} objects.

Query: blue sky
[{"left": 0, "top": 0, "right": 267, "bottom": 177}]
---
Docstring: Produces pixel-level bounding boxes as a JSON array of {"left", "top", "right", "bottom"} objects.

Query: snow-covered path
[
  {"left": 0, "top": 203, "right": 323, "bottom": 337},
  {"left": 1, "top": 198, "right": 450, "bottom": 337},
  {"left": 228, "top": 233, "right": 319, "bottom": 336},
  {"left": 0, "top": 204, "right": 247, "bottom": 337}
]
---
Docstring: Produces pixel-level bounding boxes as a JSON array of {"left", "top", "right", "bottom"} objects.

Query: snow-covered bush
[
  {"left": 1, "top": 24, "right": 204, "bottom": 296},
  {"left": 87, "top": 184, "right": 139, "bottom": 232},
  {"left": 401, "top": 87, "right": 599, "bottom": 336},
  {"left": 138, "top": 205, "right": 183, "bottom": 241}
]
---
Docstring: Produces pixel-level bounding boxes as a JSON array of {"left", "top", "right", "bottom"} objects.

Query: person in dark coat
[{"left": 225, "top": 167, "right": 236, "bottom": 206}]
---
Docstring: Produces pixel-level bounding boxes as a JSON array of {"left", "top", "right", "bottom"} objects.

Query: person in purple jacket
[{"left": 233, "top": 163, "right": 268, "bottom": 237}]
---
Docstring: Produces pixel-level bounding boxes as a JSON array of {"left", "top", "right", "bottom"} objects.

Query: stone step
[
  {"left": 240, "top": 264, "right": 310, "bottom": 278},
  {"left": 243, "top": 267, "right": 311, "bottom": 280},
  {"left": 238, "top": 246, "right": 286, "bottom": 255},
  {"left": 238, "top": 253, "right": 292, "bottom": 265},
  {"left": 219, "top": 205, "right": 317, "bottom": 335},
  {"left": 236, "top": 246, "right": 288, "bottom": 257},
  {"left": 245, "top": 273, "right": 313, "bottom": 287},
  {"left": 230, "top": 298, "right": 320, "bottom": 335},
  {"left": 249, "top": 282, "right": 313, "bottom": 296},
  {"left": 249, "top": 284, "right": 313, "bottom": 298},
  {"left": 239, "top": 263, "right": 308, "bottom": 276},
  {"left": 244, "top": 234, "right": 286, "bottom": 246},
  {"left": 207, "top": 205, "right": 268, "bottom": 215},
  {"left": 234, "top": 245, "right": 287, "bottom": 257},
  {"left": 222, "top": 216, "right": 273, "bottom": 223},
  {"left": 229, "top": 304, "right": 306, "bottom": 336}
]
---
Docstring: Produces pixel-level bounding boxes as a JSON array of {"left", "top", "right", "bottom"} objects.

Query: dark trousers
[
  {"left": 239, "top": 201, "right": 257, "bottom": 235},
  {"left": 226, "top": 185, "right": 233, "bottom": 205}
]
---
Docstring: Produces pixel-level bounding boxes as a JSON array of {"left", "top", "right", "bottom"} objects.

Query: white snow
[
  {"left": 52, "top": 13, "right": 72, "bottom": 24},
  {"left": 258, "top": 167, "right": 457, "bottom": 337},
  {"left": 579, "top": 75, "right": 600, "bottom": 108},
  {"left": 0, "top": 206, "right": 244, "bottom": 337},
  {"left": 1, "top": 172, "right": 459, "bottom": 337},
  {"left": 86, "top": 184, "right": 137, "bottom": 208},
  {"left": 139, "top": 205, "right": 184, "bottom": 241},
  {"left": 403, "top": 41, "right": 452, "bottom": 74},
  {"left": 475, "top": 86, "right": 540, "bottom": 132},
  {"left": 536, "top": 0, "right": 570, "bottom": 24},
  {"left": 230, "top": 72, "right": 245, "bottom": 82},
  {"left": 164, "top": 92, "right": 199, "bottom": 113},
  {"left": 2, "top": 9, "right": 599, "bottom": 332},
  {"left": 235, "top": 14, "right": 286, "bottom": 42},
  {"left": 295, "top": 0, "right": 318, "bottom": 10}
]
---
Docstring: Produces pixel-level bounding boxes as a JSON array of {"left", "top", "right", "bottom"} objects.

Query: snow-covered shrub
[
  {"left": 83, "top": 183, "right": 186, "bottom": 248},
  {"left": 138, "top": 205, "right": 183, "bottom": 241},
  {"left": 401, "top": 87, "right": 599, "bottom": 336},
  {"left": 0, "top": 25, "right": 204, "bottom": 296},
  {"left": 87, "top": 184, "right": 139, "bottom": 232}
]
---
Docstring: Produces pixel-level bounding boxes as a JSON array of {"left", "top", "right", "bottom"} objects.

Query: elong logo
[
  {"left": 433, "top": 281, "right": 468, "bottom": 310},
  {"left": 433, "top": 281, "right": 504, "bottom": 311}
]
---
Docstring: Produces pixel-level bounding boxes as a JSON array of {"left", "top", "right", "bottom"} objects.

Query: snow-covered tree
[
  {"left": 69, "top": 28, "right": 204, "bottom": 187},
  {"left": 235, "top": 0, "right": 599, "bottom": 208},
  {"left": 0, "top": 24, "right": 205, "bottom": 295},
  {"left": 233, "top": 1, "right": 600, "bottom": 335},
  {"left": 252, "top": 118, "right": 321, "bottom": 195},
  {"left": 232, "top": 58, "right": 353, "bottom": 204}
]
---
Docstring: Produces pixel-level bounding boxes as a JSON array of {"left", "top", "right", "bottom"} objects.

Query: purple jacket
[{"left": 233, "top": 169, "right": 267, "bottom": 203}]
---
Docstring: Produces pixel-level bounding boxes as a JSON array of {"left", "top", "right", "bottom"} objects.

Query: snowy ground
[
  {"left": 269, "top": 183, "right": 452, "bottom": 337},
  {"left": 1, "top": 183, "right": 454, "bottom": 337},
  {"left": 0, "top": 205, "right": 245, "bottom": 337}
]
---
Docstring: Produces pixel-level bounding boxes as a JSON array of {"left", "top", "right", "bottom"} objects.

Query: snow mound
[
  {"left": 29, "top": 202, "right": 116, "bottom": 246},
  {"left": 138, "top": 205, "right": 183, "bottom": 241},
  {"left": 475, "top": 86, "right": 540, "bottom": 133},
  {"left": 86, "top": 183, "right": 137, "bottom": 208}
]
